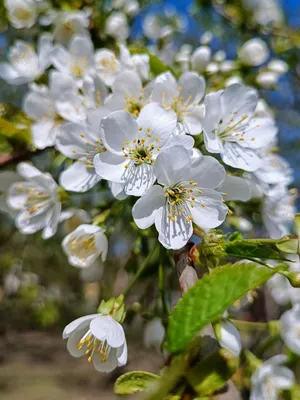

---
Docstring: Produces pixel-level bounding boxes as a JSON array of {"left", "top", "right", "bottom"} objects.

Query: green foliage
[
  {"left": 167, "top": 262, "right": 286, "bottom": 354},
  {"left": 186, "top": 348, "right": 239, "bottom": 396},
  {"left": 114, "top": 371, "right": 159, "bottom": 395},
  {"left": 0, "top": 135, "right": 13, "bottom": 153},
  {"left": 224, "top": 239, "right": 284, "bottom": 260}
]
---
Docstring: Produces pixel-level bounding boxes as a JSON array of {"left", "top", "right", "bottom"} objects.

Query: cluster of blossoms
[{"left": 0, "top": 0, "right": 298, "bottom": 395}]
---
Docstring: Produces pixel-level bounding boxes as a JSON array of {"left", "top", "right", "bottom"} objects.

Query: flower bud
[
  {"left": 214, "top": 320, "right": 242, "bottom": 356},
  {"left": 267, "top": 59, "right": 288, "bottom": 75},
  {"left": 256, "top": 71, "right": 278, "bottom": 89},
  {"left": 239, "top": 38, "right": 269, "bottom": 66},
  {"left": 191, "top": 46, "right": 211, "bottom": 72}
]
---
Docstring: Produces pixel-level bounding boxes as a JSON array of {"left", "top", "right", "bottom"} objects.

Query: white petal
[
  {"left": 101, "top": 111, "right": 138, "bottom": 155},
  {"left": 183, "top": 105, "right": 205, "bottom": 135},
  {"left": 51, "top": 45, "right": 70, "bottom": 74},
  {"left": 155, "top": 206, "right": 193, "bottom": 250},
  {"left": 218, "top": 176, "right": 251, "bottom": 201},
  {"left": 109, "top": 182, "right": 127, "bottom": 200},
  {"left": 238, "top": 117, "right": 278, "bottom": 149},
  {"left": 66, "top": 327, "right": 88, "bottom": 357},
  {"left": 56, "top": 122, "right": 90, "bottom": 159},
  {"left": 137, "top": 103, "right": 177, "bottom": 145},
  {"left": 60, "top": 161, "right": 101, "bottom": 192},
  {"left": 31, "top": 120, "right": 58, "bottom": 150},
  {"left": 63, "top": 314, "right": 98, "bottom": 338},
  {"left": 111, "top": 70, "right": 142, "bottom": 97},
  {"left": 16, "top": 209, "right": 49, "bottom": 235},
  {"left": 151, "top": 72, "right": 178, "bottom": 104},
  {"left": 92, "top": 348, "right": 118, "bottom": 372},
  {"left": 154, "top": 146, "right": 192, "bottom": 186},
  {"left": 178, "top": 72, "right": 205, "bottom": 104},
  {"left": 7, "top": 182, "right": 33, "bottom": 210},
  {"left": 17, "top": 162, "right": 41, "bottom": 179},
  {"left": 219, "top": 84, "right": 257, "bottom": 131},
  {"left": 95, "top": 231, "right": 108, "bottom": 262},
  {"left": 191, "top": 189, "right": 228, "bottom": 229},
  {"left": 188, "top": 156, "right": 226, "bottom": 189},
  {"left": 56, "top": 95, "right": 87, "bottom": 123},
  {"left": 90, "top": 315, "right": 125, "bottom": 348},
  {"left": 163, "top": 134, "right": 195, "bottom": 151},
  {"left": 218, "top": 321, "right": 241, "bottom": 356},
  {"left": 201, "top": 90, "right": 222, "bottom": 135},
  {"left": 222, "top": 142, "right": 261, "bottom": 172},
  {"left": 0, "top": 63, "right": 20, "bottom": 84},
  {"left": 117, "top": 341, "right": 128, "bottom": 366},
  {"left": 94, "top": 152, "right": 127, "bottom": 183},
  {"left": 42, "top": 202, "right": 61, "bottom": 239},
  {"left": 132, "top": 185, "right": 165, "bottom": 229},
  {"left": 123, "top": 163, "right": 156, "bottom": 196}
]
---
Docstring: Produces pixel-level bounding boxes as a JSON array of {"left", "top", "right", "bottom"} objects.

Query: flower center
[
  {"left": 161, "top": 87, "right": 192, "bottom": 123},
  {"left": 122, "top": 128, "right": 161, "bottom": 168},
  {"left": 68, "top": 234, "right": 96, "bottom": 263},
  {"left": 14, "top": 8, "right": 31, "bottom": 22},
  {"left": 77, "top": 330, "right": 111, "bottom": 363},
  {"left": 98, "top": 56, "right": 117, "bottom": 73},
  {"left": 164, "top": 181, "right": 204, "bottom": 223},
  {"left": 216, "top": 114, "right": 257, "bottom": 143},
  {"left": 72, "top": 135, "right": 105, "bottom": 169},
  {"left": 124, "top": 89, "right": 146, "bottom": 117},
  {"left": 16, "top": 184, "right": 50, "bottom": 214}
]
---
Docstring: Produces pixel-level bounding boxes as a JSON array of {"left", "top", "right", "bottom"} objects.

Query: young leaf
[
  {"left": 167, "top": 262, "right": 286, "bottom": 354},
  {"left": 129, "top": 47, "right": 176, "bottom": 76},
  {"left": 114, "top": 371, "right": 159, "bottom": 395},
  {"left": 224, "top": 240, "right": 282, "bottom": 260}
]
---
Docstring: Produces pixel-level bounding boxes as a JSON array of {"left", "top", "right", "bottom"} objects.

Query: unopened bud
[
  {"left": 179, "top": 266, "right": 198, "bottom": 293},
  {"left": 281, "top": 271, "right": 300, "bottom": 288}
]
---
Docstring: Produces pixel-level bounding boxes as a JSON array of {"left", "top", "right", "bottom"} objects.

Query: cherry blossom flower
[
  {"left": 94, "top": 49, "right": 122, "bottom": 86},
  {"left": 0, "top": 34, "right": 53, "bottom": 85},
  {"left": 6, "top": 163, "right": 61, "bottom": 239},
  {"left": 52, "top": 36, "right": 95, "bottom": 86},
  {"left": 151, "top": 71, "right": 205, "bottom": 135},
  {"left": 5, "top": 0, "right": 37, "bottom": 29},
  {"left": 202, "top": 84, "right": 277, "bottom": 171},
  {"left": 132, "top": 146, "right": 228, "bottom": 249},
  {"left": 23, "top": 71, "right": 76, "bottom": 149},
  {"left": 62, "top": 224, "right": 108, "bottom": 268},
  {"left": 63, "top": 314, "right": 127, "bottom": 372},
  {"left": 238, "top": 38, "right": 269, "bottom": 67},
  {"left": 56, "top": 108, "right": 110, "bottom": 192},
  {"left": 94, "top": 103, "right": 186, "bottom": 197},
  {"left": 250, "top": 355, "right": 294, "bottom": 400}
]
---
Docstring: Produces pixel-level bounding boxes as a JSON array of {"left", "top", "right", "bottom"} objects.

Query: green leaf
[
  {"left": 224, "top": 239, "right": 283, "bottom": 260},
  {"left": 186, "top": 348, "right": 239, "bottom": 396},
  {"left": 0, "top": 135, "right": 13, "bottom": 153},
  {"left": 129, "top": 47, "right": 176, "bottom": 76},
  {"left": 167, "top": 262, "right": 285, "bottom": 354},
  {"left": 276, "top": 237, "right": 299, "bottom": 254},
  {"left": 114, "top": 371, "right": 159, "bottom": 395}
]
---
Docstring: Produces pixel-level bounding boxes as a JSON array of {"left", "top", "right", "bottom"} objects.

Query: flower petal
[
  {"left": 191, "top": 189, "right": 228, "bottom": 229},
  {"left": 178, "top": 72, "right": 205, "bottom": 104},
  {"left": 101, "top": 110, "right": 138, "bottom": 154},
  {"left": 60, "top": 161, "right": 101, "bottom": 192},
  {"left": 222, "top": 142, "right": 261, "bottom": 172},
  {"left": 217, "top": 176, "right": 251, "bottom": 201},
  {"left": 94, "top": 152, "right": 127, "bottom": 183},
  {"left": 111, "top": 70, "right": 142, "bottom": 97},
  {"left": 123, "top": 163, "right": 156, "bottom": 196},
  {"left": 137, "top": 103, "right": 177, "bottom": 145},
  {"left": 151, "top": 72, "right": 178, "bottom": 104},
  {"left": 132, "top": 185, "right": 165, "bottom": 229},
  {"left": 187, "top": 156, "right": 226, "bottom": 189},
  {"left": 90, "top": 315, "right": 125, "bottom": 348},
  {"left": 63, "top": 314, "right": 98, "bottom": 338}
]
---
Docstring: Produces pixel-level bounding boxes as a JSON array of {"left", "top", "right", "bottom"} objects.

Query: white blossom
[
  {"left": 256, "top": 71, "right": 279, "bottom": 89},
  {"left": 191, "top": 46, "right": 211, "bottom": 73},
  {"left": 23, "top": 71, "right": 76, "bottom": 149},
  {"left": 6, "top": 163, "right": 61, "bottom": 239},
  {"left": 105, "top": 11, "right": 129, "bottom": 41},
  {"left": 5, "top": 0, "right": 37, "bottom": 29},
  {"left": 152, "top": 71, "right": 205, "bottom": 135},
  {"left": 53, "top": 10, "right": 90, "bottom": 46},
  {"left": 132, "top": 146, "right": 228, "bottom": 249},
  {"left": 94, "top": 49, "right": 122, "bottom": 86},
  {"left": 238, "top": 38, "right": 269, "bottom": 66},
  {"left": 267, "top": 59, "right": 289, "bottom": 75},
  {"left": 94, "top": 103, "right": 188, "bottom": 197},
  {"left": 51, "top": 35, "right": 95, "bottom": 86},
  {"left": 250, "top": 355, "right": 294, "bottom": 400},
  {"left": 202, "top": 84, "right": 277, "bottom": 171},
  {"left": 62, "top": 224, "right": 108, "bottom": 268},
  {"left": 56, "top": 108, "right": 110, "bottom": 192},
  {"left": 63, "top": 314, "right": 127, "bottom": 372},
  {"left": 280, "top": 305, "right": 300, "bottom": 355},
  {"left": 0, "top": 34, "right": 53, "bottom": 85}
]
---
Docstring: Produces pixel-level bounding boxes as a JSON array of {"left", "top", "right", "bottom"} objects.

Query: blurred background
[{"left": 0, "top": 0, "right": 300, "bottom": 398}]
